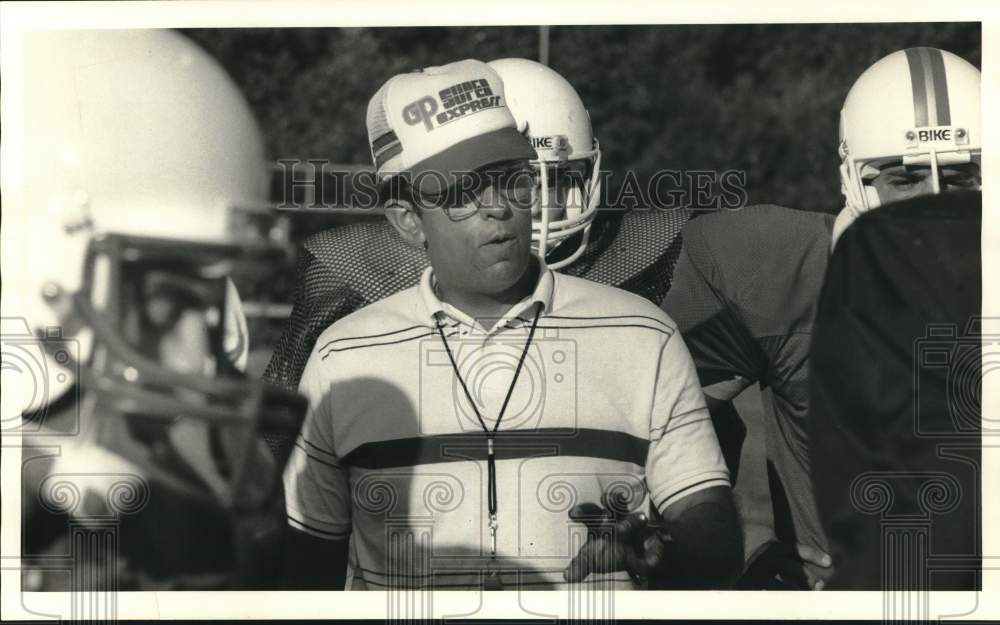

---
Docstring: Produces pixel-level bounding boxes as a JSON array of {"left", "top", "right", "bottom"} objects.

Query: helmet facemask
[
  {"left": 840, "top": 126, "right": 978, "bottom": 213},
  {"left": 531, "top": 141, "right": 602, "bottom": 270},
  {"left": 487, "top": 58, "right": 603, "bottom": 271},
  {"left": 44, "top": 233, "right": 303, "bottom": 512}
]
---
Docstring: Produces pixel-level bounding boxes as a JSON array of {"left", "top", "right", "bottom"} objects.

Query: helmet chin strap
[
  {"left": 546, "top": 228, "right": 591, "bottom": 270},
  {"left": 840, "top": 159, "right": 878, "bottom": 213},
  {"left": 830, "top": 204, "right": 858, "bottom": 253}
]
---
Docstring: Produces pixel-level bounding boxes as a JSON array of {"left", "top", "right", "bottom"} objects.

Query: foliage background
[
  {"left": 186, "top": 23, "right": 980, "bottom": 217},
  {"left": 181, "top": 24, "right": 981, "bottom": 315}
]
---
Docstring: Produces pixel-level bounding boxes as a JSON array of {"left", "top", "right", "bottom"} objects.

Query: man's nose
[{"left": 477, "top": 187, "right": 512, "bottom": 220}]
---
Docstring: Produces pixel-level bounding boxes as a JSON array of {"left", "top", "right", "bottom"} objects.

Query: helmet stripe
[
  {"left": 905, "top": 48, "right": 930, "bottom": 127},
  {"left": 927, "top": 48, "right": 951, "bottom": 125},
  {"left": 905, "top": 47, "right": 952, "bottom": 128}
]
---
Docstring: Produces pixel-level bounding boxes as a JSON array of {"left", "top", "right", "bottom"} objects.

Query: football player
[
  {"left": 4, "top": 29, "right": 305, "bottom": 593},
  {"left": 812, "top": 48, "right": 981, "bottom": 590},
  {"left": 262, "top": 58, "right": 688, "bottom": 402},
  {"left": 660, "top": 46, "right": 980, "bottom": 590},
  {"left": 833, "top": 47, "right": 981, "bottom": 247}
]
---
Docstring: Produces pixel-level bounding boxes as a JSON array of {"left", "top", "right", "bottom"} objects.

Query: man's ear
[{"left": 384, "top": 200, "right": 426, "bottom": 250}]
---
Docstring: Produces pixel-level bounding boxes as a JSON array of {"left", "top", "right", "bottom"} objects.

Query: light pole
[{"left": 539, "top": 25, "right": 550, "bottom": 66}]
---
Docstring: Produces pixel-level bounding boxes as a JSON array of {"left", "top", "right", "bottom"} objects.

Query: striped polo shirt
[{"left": 283, "top": 263, "right": 729, "bottom": 590}]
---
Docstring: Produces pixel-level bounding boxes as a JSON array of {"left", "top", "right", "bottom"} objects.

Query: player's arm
[
  {"left": 662, "top": 222, "right": 757, "bottom": 480},
  {"left": 665, "top": 216, "right": 831, "bottom": 589},
  {"left": 652, "top": 485, "right": 743, "bottom": 588},
  {"left": 281, "top": 349, "right": 352, "bottom": 589},
  {"left": 282, "top": 529, "right": 349, "bottom": 590}
]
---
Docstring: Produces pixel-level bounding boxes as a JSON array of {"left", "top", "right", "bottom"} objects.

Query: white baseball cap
[{"left": 366, "top": 59, "right": 537, "bottom": 196}]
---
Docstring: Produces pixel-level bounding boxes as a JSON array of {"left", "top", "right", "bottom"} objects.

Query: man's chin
[{"left": 479, "top": 255, "right": 532, "bottom": 293}]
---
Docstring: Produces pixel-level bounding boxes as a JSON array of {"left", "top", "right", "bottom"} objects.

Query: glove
[{"left": 563, "top": 500, "right": 668, "bottom": 584}]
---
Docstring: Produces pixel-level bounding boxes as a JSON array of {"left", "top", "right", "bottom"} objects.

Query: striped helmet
[{"left": 838, "top": 47, "right": 981, "bottom": 212}]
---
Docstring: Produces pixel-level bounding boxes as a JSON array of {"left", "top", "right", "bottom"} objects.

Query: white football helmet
[
  {"left": 2, "top": 30, "right": 302, "bottom": 513},
  {"left": 834, "top": 47, "right": 981, "bottom": 246},
  {"left": 488, "top": 58, "right": 602, "bottom": 270}
]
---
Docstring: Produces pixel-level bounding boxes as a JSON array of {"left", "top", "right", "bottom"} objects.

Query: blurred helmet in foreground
[
  {"left": 3, "top": 29, "right": 304, "bottom": 588},
  {"left": 488, "top": 58, "right": 602, "bottom": 270},
  {"left": 2, "top": 28, "right": 273, "bottom": 413}
]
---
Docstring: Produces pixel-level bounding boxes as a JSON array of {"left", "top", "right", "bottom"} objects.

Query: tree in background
[{"left": 186, "top": 23, "right": 979, "bottom": 214}]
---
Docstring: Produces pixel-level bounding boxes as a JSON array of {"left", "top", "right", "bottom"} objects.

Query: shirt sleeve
[
  {"left": 661, "top": 219, "right": 760, "bottom": 397},
  {"left": 282, "top": 348, "right": 352, "bottom": 541},
  {"left": 645, "top": 329, "right": 731, "bottom": 515}
]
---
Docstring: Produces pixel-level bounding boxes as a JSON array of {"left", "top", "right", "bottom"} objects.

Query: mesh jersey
[
  {"left": 661, "top": 204, "right": 835, "bottom": 553},
  {"left": 263, "top": 207, "right": 688, "bottom": 393}
]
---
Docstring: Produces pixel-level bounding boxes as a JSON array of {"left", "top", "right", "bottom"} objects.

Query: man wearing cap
[{"left": 281, "top": 60, "right": 742, "bottom": 590}]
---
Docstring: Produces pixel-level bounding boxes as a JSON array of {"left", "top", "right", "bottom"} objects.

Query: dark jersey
[
  {"left": 661, "top": 204, "right": 835, "bottom": 554},
  {"left": 810, "top": 191, "right": 981, "bottom": 590},
  {"left": 263, "top": 207, "right": 688, "bottom": 392}
]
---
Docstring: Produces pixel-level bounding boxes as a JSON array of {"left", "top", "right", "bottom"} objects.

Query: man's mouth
[{"left": 483, "top": 232, "right": 517, "bottom": 247}]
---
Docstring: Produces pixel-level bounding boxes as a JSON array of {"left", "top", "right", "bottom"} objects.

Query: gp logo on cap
[
  {"left": 403, "top": 78, "right": 502, "bottom": 133},
  {"left": 403, "top": 96, "right": 438, "bottom": 131},
  {"left": 366, "top": 59, "right": 537, "bottom": 195}
]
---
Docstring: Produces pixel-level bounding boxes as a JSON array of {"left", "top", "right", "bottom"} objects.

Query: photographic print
[{"left": 1, "top": 1, "right": 995, "bottom": 622}]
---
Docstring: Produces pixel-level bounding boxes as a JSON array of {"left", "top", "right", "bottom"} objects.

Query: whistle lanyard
[{"left": 434, "top": 301, "right": 542, "bottom": 558}]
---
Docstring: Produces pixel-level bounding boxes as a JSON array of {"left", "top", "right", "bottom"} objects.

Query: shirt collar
[{"left": 419, "top": 260, "right": 554, "bottom": 334}]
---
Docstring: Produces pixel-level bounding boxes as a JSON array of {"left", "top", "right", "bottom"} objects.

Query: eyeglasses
[{"left": 416, "top": 163, "right": 538, "bottom": 221}]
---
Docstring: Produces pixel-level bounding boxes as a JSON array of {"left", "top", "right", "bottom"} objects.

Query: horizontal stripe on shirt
[{"left": 340, "top": 427, "right": 649, "bottom": 469}]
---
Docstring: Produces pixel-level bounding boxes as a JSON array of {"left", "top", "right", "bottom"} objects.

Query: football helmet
[
  {"left": 4, "top": 29, "right": 304, "bottom": 588},
  {"left": 488, "top": 58, "right": 602, "bottom": 270},
  {"left": 834, "top": 47, "right": 980, "bottom": 247}
]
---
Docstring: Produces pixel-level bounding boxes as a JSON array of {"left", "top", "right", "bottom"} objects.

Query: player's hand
[
  {"left": 737, "top": 540, "right": 833, "bottom": 590},
  {"left": 796, "top": 543, "right": 834, "bottom": 590},
  {"left": 562, "top": 502, "right": 667, "bottom": 583}
]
